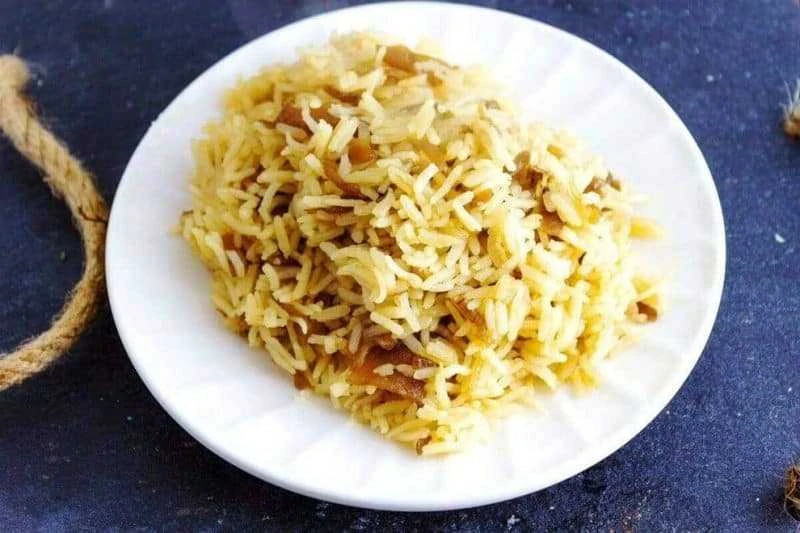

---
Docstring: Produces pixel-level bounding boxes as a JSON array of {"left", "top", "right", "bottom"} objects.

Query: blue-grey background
[{"left": 1, "top": 1, "right": 798, "bottom": 531}]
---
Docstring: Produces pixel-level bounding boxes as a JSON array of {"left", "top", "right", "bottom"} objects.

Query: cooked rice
[{"left": 179, "top": 32, "right": 662, "bottom": 455}]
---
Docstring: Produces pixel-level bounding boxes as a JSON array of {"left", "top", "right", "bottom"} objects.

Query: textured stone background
[{"left": 0, "top": 1, "right": 798, "bottom": 531}]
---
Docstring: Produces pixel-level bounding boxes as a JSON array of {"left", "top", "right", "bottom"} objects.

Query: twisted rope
[{"left": 0, "top": 55, "right": 107, "bottom": 391}]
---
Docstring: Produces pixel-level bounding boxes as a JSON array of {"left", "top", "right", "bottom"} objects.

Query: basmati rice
[{"left": 179, "top": 32, "right": 662, "bottom": 455}]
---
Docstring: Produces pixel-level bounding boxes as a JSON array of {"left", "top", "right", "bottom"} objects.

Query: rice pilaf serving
[{"left": 179, "top": 32, "right": 662, "bottom": 455}]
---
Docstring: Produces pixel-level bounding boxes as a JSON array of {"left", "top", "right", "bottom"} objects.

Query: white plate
[{"left": 107, "top": 2, "right": 725, "bottom": 511}]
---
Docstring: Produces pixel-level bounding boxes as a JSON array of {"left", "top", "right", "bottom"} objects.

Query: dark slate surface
[{"left": 1, "top": 1, "right": 798, "bottom": 531}]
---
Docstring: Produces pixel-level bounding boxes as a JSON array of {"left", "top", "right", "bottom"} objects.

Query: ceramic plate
[{"left": 107, "top": 2, "right": 725, "bottom": 511}]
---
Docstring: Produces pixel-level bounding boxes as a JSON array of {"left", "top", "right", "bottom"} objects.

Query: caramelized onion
[
  {"left": 275, "top": 104, "right": 306, "bottom": 130},
  {"left": 539, "top": 211, "right": 564, "bottom": 236},
  {"left": 512, "top": 151, "right": 543, "bottom": 191},
  {"left": 585, "top": 177, "right": 606, "bottom": 193},
  {"left": 348, "top": 344, "right": 433, "bottom": 403},
  {"left": 324, "top": 85, "right": 362, "bottom": 105},
  {"left": 585, "top": 174, "right": 621, "bottom": 193},
  {"left": 636, "top": 301, "right": 658, "bottom": 322},
  {"left": 383, "top": 45, "right": 417, "bottom": 72},
  {"left": 374, "top": 334, "right": 398, "bottom": 350},
  {"left": 347, "top": 138, "right": 378, "bottom": 167},
  {"left": 415, "top": 436, "right": 432, "bottom": 455},
  {"left": 293, "top": 372, "right": 311, "bottom": 390},
  {"left": 322, "top": 159, "right": 367, "bottom": 199},
  {"left": 276, "top": 103, "right": 339, "bottom": 132},
  {"left": 449, "top": 299, "right": 484, "bottom": 326},
  {"left": 383, "top": 45, "right": 451, "bottom": 74},
  {"left": 310, "top": 106, "right": 339, "bottom": 127}
]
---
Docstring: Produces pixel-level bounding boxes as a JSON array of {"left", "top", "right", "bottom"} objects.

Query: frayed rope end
[
  {"left": 783, "top": 80, "right": 800, "bottom": 138},
  {"left": 0, "top": 55, "right": 30, "bottom": 92}
]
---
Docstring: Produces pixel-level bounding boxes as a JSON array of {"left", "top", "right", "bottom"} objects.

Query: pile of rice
[{"left": 179, "top": 32, "right": 661, "bottom": 455}]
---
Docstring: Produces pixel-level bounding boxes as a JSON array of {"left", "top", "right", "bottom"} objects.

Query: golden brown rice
[{"left": 179, "top": 32, "right": 662, "bottom": 455}]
